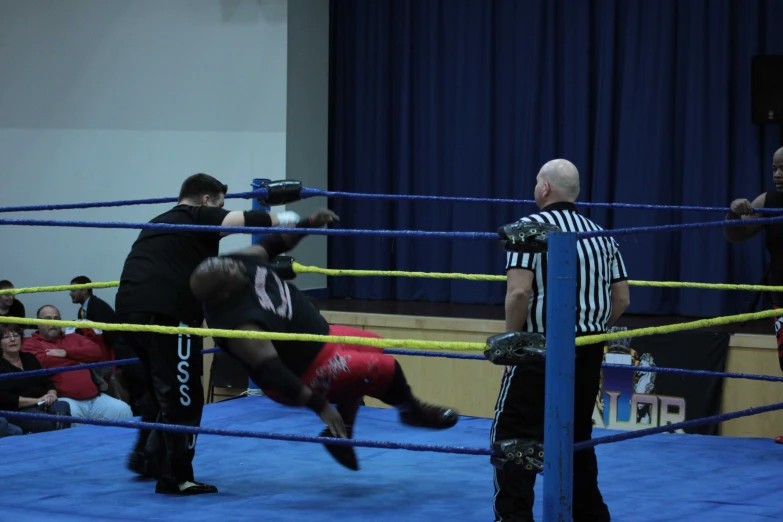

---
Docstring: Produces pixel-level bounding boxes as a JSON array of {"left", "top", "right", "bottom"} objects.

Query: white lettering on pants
[{"left": 177, "top": 333, "right": 192, "bottom": 407}]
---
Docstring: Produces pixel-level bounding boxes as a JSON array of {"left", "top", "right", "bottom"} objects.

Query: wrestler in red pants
[
  {"left": 190, "top": 233, "right": 460, "bottom": 472},
  {"left": 263, "top": 325, "right": 457, "bottom": 469}
]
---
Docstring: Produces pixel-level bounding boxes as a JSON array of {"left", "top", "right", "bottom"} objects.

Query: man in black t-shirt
[
  {"left": 725, "top": 146, "right": 783, "bottom": 444},
  {"left": 115, "top": 173, "right": 301, "bottom": 496},
  {"left": 189, "top": 212, "right": 459, "bottom": 472}
]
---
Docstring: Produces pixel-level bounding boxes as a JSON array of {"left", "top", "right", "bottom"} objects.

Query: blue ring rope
[
  {"left": 302, "top": 188, "right": 783, "bottom": 214},
  {"left": 0, "top": 190, "right": 267, "bottom": 214},
  {"left": 0, "top": 218, "right": 499, "bottom": 240},
  {"left": 578, "top": 213, "right": 783, "bottom": 238},
  {"left": 0, "top": 409, "right": 495, "bottom": 456},
  {"left": 3, "top": 213, "right": 783, "bottom": 239},
  {"left": 574, "top": 400, "right": 783, "bottom": 451},
  {"left": 2, "top": 187, "right": 779, "bottom": 455},
  {"left": 599, "top": 363, "right": 783, "bottom": 383},
  {"left": 2, "top": 346, "right": 780, "bottom": 452},
  {"left": 0, "top": 348, "right": 219, "bottom": 381},
  {"left": 1, "top": 185, "right": 780, "bottom": 215},
  {"left": 1, "top": 398, "right": 778, "bottom": 455},
  {"left": 2, "top": 346, "right": 781, "bottom": 385}
]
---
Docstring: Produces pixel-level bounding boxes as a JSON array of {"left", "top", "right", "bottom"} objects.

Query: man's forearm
[
  {"left": 505, "top": 294, "right": 529, "bottom": 332},
  {"left": 607, "top": 308, "right": 622, "bottom": 328},
  {"left": 724, "top": 212, "right": 760, "bottom": 242},
  {"left": 280, "top": 232, "right": 306, "bottom": 252},
  {"left": 607, "top": 299, "right": 629, "bottom": 327}
]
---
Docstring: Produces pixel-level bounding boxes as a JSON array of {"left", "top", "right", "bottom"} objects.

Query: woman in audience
[
  {"left": 0, "top": 324, "right": 71, "bottom": 433},
  {"left": 0, "top": 280, "right": 26, "bottom": 318}
]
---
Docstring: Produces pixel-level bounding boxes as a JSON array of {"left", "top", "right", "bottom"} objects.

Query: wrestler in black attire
[
  {"left": 115, "top": 173, "right": 297, "bottom": 495},
  {"left": 205, "top": 256, "right": 330, "bottom": 377},
  {"left": 726, "top": 148, "right": 783, "bottom": 360},
  {"left": 190, "top": 212, "right": 459, "bottom": 470},
  {"left": 726, "top": 146, "right": 783, "bottom": 443}
]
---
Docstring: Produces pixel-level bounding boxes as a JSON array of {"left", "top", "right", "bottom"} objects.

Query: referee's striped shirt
[{"left": 505, "top": 201, "right": 628, "bottom": 333}]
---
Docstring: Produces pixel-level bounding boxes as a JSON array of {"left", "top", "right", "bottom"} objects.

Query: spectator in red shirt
[{"left": 23, "top": 305, "right": 132, "bottom": 422}]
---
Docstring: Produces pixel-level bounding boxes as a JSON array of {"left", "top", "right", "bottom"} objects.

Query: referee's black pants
[
  {"left": 119, "top": 312, "right": 205, "bottom": 488},
  {"left": 490, "top": 340, "right": 610, "bottom": 522}
]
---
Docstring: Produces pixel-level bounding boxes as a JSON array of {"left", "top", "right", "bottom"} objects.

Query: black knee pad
[{"left": 490, "top": 439, "right": 545, "bottom": 476}]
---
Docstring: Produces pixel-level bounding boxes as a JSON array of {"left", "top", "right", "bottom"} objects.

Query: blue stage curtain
[{"left": 328, "top": 0, "right": 783, "bottom": 317}]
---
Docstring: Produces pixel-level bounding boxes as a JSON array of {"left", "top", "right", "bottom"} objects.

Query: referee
[
  {"left": 115, "top": 173, "right": 300, "bottom": 496},
  {"left": 491, "top": 159, "right": 630, "bottom": 522}
]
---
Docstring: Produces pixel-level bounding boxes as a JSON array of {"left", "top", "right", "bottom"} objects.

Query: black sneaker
[
  {"left": 399, "top": 401, "right": 459, "bottom": 429},
  {"left": 155, "top": 480, "right": 218, "bottom": 495},
  {"left": 320, "top": 425, "right": 359, "bottom": 471}
]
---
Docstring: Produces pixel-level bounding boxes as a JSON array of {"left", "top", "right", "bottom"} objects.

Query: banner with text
[{"left": 593, "top": 330, "right": 729, "bottom": 435}]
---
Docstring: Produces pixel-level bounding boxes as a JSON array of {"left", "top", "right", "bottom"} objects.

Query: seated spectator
[
  {"left": 0, "top": 324, "right": 71, "bottom": 434},
  {"left": 0, "top": 417, "right": 23, "bottom": 438},
  {"left": 0, "top": 280, "right": 26, "bottom": 319},
  {"left": 69, "top": 276, "right": 115, "bottom": 362},
  {"left": 23, "top": 305, "right": 132, "bottom": 422},
  {"left": 69, "top": 275, "right": 135, "bottom": 407}
]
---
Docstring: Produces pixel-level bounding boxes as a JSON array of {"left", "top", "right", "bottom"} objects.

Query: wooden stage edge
[{"left": 204, "top": 302, "right": 783, "bottom": 440}]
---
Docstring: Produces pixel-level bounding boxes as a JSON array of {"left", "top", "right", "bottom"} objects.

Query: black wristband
[
  {"left": 243, "top": 210, "right": 273, "bottom": 228},
  {"left": 306, "top": 392, "right": 328, "bottom": 414},
  {"left": 257, "top": 234, "right": 289, "bottom": 259},
  {"left": 296, "top": 216, "right": 316, "bottom": 229}
]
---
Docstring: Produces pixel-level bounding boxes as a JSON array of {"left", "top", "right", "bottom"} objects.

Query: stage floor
[{"left": 0, "top": 396, "right": 780, "bottom": 521}]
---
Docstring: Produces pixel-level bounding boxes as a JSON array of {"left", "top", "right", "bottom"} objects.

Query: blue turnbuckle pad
[
  {"left": 484, "top": 332, "right": 546, "bottom": 366},
  {"left": 497, "top": 221, "right": 561, "bottom": 253}
]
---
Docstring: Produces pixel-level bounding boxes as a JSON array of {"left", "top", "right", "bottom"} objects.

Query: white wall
[
  {"left": 285, "top": 0, "right": 330, "bottom": 291},
  {"left": 0, "top": 0, "right": 289, "bottom": 319}
]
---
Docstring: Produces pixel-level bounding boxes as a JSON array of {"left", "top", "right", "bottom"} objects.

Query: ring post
[
  {"left": 251, "top": 178, "right": 271, "bottom": 244},
  {"left": 247, "top": 178, "right": 271, "bottom": 395},
  {"left": 543, "top": 231, "right": 577, "bottom": 521}
]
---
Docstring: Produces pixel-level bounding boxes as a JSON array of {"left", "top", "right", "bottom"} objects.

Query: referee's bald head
[{"left": 538, "top": 159, "right": 580, "bottom": 202}]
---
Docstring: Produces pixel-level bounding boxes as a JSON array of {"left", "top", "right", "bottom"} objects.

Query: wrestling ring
[{"left": 1, "top": 183, "right": 783, "bottom": 521}]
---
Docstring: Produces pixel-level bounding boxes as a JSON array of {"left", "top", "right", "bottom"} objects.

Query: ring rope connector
[
  {"left": 484, "top": 332, "right": 546, "bottom": 366},
  {"left": 269, "top": 255, "right": 296, "bottom": 281},
  {"left": 497, "top": 221, "right": 561, "bottom": 253},
  {"left": 258, "top": 180, "right": 303, "bottom": 206},
  {"left": 490, "top": 439, "right": 545, "bottom": 475}
]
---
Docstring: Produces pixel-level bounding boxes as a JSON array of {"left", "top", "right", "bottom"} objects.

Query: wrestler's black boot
[
  {"left": 399, "top": 399, "right": 459, "bottom": 430},
  {"left": 376, "top": 361, "right": 459, "bottom": 430},
  {"left": 320, "top": 401, "right": 360, "bottom": 471}
]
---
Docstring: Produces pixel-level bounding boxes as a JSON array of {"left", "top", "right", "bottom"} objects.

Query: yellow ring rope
[
  {"left": 3, "top": 308, "right": 780, "bottom": 352},
  {"left": 291, "top": 263, "right": 783, "bottom": 292},
  {"left": 0, "top": 316, "right": 485, "bottom": 352},
  {"left": 0, "top": 282, "right": 121, "bottom": 295},
  {"left": 2, "top": 264, "right": 783, "bottom": 295}
]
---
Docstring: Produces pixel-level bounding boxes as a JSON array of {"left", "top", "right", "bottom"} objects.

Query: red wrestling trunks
[{"left": 263, "top": 325, "right": 396, "bottom": 405}]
